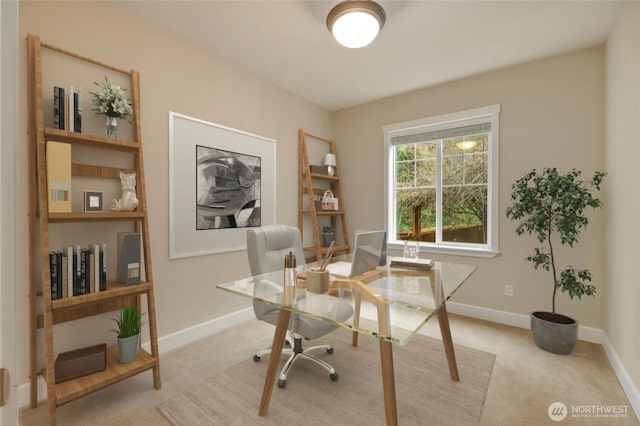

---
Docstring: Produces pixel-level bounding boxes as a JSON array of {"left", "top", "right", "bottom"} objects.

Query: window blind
[{"left": 390, "top": 121, "right": 491, "bottom": 146}]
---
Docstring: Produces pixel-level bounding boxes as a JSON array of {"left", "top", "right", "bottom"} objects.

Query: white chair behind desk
[{"left": 246, "top": 224, "right": 354, "bottom": 388}]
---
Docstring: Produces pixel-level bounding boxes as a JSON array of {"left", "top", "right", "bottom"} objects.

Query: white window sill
[{"left": 387, "top": 242, "right": 500, "bottom": 259}]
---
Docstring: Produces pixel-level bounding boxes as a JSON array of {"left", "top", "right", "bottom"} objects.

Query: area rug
[{"left": 156, "top": 329, "right": 495, "bottom": 425}]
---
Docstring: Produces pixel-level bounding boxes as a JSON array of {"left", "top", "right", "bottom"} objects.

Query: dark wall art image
[
  {"left": 196, "top": 145, "right": 261, "bottom": 230},
  {"left": 170, "top": 112, "right": 275, "bottom": 259}
]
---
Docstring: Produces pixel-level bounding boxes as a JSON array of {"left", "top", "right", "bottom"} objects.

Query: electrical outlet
[{"left": 504, "top": 284, "right": 513, "bottom": 297}]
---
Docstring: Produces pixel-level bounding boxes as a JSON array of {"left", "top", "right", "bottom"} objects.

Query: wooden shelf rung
[
  {"left": 37, "top": 294, "right": 140, "bottom": 328},
  {"left": 52, "top": 282, "right": 149, "bottom": 309},
  {"left": 40, "top": 40, "right": 131, "bottom": 75},
  {"left": 314, "top": 210, "right": 345, "bottom": 216},
  {"left": 47, "top": 211, "right": 145, "bottom": 223},
  {"left": 305, "top": 173, "right": 340, "bottom": 181},
  {"left": 72, "top": 163, "right": 134, "bottom": 178},
  {"left": 303, "top": 244, "right": 349, "bottom": 253},
  {"left": 54, "top": 345, "right": 157, "bottom": 406},
  {"left": 43, "top": 128, "right": 140, "bottom": 152}
]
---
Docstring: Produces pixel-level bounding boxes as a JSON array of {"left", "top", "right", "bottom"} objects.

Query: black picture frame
[{"left": 83, "top": 190, "right": 103, "bottom": 212}]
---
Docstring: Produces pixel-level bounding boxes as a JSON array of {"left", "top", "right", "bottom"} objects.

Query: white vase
[{"left": 106, "top": 116, "right": 118, "bottom": 139}]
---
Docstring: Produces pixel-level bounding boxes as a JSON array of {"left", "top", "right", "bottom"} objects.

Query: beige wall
[
  {"left": 18, "top": 1, "right": 331, "bottom": 383},
  {"left": 18, "top": 0, "right": 639, "bottom": 407},
  {"left": 605, "top": 0, "right": 640, "bottom": 399},
  {"left": 333, "top": 47, "right": 605, "bottom": 326}
]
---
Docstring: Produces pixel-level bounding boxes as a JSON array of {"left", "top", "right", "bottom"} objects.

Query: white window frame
[{"left": 383, "top": 104, "right": 501, "bottom": 258}]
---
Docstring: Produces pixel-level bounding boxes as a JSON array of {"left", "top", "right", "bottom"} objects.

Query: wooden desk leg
[
  {"left": 379, "top": 340, "right": 398, "bottom": 426},
  {"left": 258, "top": 309, "right": 291, "bottom": 416},
  {"left": 437, "top": 302, "right": 459, "bottom": 381}
]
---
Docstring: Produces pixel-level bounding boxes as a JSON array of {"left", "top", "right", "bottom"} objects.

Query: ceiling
[{"left": 115, "top": 0, "right": 623, "bottom": 111}]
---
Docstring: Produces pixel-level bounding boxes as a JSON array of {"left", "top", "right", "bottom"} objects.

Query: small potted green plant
[
  {"left": 320, "top": 225, "right": 335, "bottom": 247},
  {"left": 112, "top": 304, "right": 144, "bottom": 363},
  {"left": 506, "top": 167, "right": 605, "bottom": 354}
]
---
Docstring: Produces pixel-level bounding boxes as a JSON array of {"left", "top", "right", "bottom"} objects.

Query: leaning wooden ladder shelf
[
  {"left": 298, "top": 129, "right": 350, "bottom": 262},
  {"left": 27, "top": 33, "right": 161, "bottom": 425}
]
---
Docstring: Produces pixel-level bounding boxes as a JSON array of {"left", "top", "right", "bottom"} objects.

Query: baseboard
[
  {"left": 601, "top": 334, "right": 640, "bottom": 420},
  {"left": 449, "top": 302, "right": 639, "bottom": 420},
  {"left": 19, "top": 304, "right": 639, "bottom": 423},
  {"left": 18, "top": 307, "right": 254, "bottom": 409},
  {"left": 141, "top": 307, "right": 254, "bottom": 354},
  {"left": 447, "top": 301, "right": 604, "bottom": 344}
]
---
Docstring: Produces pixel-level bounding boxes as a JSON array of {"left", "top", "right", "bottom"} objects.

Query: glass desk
[{"left": 217, "top": 258, "right": 476, "bottom": 426}]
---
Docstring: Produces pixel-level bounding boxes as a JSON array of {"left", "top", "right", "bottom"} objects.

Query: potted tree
[
  {"left": 320, "top": 226, "right": 335, "bottom": 247},
  {"left": 112, "top": 304, "right": 144, "bottom": 363},
  {"left": 505, "top": 167, "right": 605, "bottom": 354}
]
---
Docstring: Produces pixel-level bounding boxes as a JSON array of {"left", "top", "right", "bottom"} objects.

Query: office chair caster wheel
[
  {"left": 278, "top": 379, "right": 286, "bottom": 388},
  {"left": 330, "top": 372, "right": 339, "bottom": 382},
  {"left": 326, "top": 347, "right": 334, "bottom": 354},
  {"left": 253, "top": 355, "right": 261, "bottom": 362}
]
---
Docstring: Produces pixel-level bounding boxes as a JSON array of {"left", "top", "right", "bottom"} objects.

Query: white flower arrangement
[{"left": 90, "top": 76, "right": 133, "bottom": 120}]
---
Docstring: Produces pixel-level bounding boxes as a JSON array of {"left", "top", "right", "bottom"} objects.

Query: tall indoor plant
[
  {"left": 112, "top": 304, "right": 144, "bottom": 363},
  {"left": 505, "top": 167, "right": 605, "bottom": 354}
]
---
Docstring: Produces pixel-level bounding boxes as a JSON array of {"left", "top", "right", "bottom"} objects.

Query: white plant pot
[{"left": 117, "top": 333, "right": 140, "bottom": 364}]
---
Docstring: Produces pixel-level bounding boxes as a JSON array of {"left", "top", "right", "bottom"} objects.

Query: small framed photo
[{"left": 83, "top": 190, "right": 103, "bottom": 212}]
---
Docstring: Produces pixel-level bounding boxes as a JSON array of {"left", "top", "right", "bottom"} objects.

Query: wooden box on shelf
[
  {"left": 310, "top": 165, "right": 330, "bottom": 175},
  {"left": 54, "top": 343, "right": 107, "bottom": 384}
]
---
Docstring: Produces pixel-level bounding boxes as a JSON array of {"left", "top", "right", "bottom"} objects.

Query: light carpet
[{"left": 156, "top": 328, "right": 495, "bottom": 425}]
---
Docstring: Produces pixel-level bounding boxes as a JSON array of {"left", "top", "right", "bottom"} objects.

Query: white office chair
[{"left": 247, "top": 224, "right": 354, "bottom": 388}]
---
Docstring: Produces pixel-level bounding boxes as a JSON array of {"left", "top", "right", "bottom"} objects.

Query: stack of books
[
  {"left": 389, "top": 256, "right": 435, "bottom": 271},
  {"left": 53, "top": 85, "right": 82, "bottom": 132},
  {"left": 49, "top": 243, "right": 107, "bottom": 300}
]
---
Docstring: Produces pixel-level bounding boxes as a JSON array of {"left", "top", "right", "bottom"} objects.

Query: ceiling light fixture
[
  {"left": 326, "top": 0, "right": 386, "bottom": 49},
  {"left": 456, "top": 140, "right": 477, "bottom": 150}
]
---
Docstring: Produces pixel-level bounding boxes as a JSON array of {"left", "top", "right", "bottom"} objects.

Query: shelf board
[
  {"left": 313, "top": 210, "right": 345, "bottom": 216},
  {"left": 47, "top": 211, "right": 145, "bottom": 223},
  {"left": 303, "top": 244, "right": 349, "bottom": 254},
  {"left": 38, "top": 282, "right": 151, "bottom": 327},
  {"left": 54, "top": 345, "right": 157, "bottom": 406},
  {"left": 43, "top": 128, "right": 140, "bottom": 152},
  {"left": 51, "top": 281, "right": 151, "bottom": 310},
  {"left": 72, "top": 163, "right": 134, "bottom": 179},
  {"left": 305, "top": 173, "right": 340, "bottom": 182}
]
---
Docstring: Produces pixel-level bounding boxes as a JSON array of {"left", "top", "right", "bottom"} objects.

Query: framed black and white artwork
[{"left": 169, "top": 112, "right": 276, "bottom": 259}]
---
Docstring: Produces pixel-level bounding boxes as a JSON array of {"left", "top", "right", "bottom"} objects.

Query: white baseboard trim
[
  {"left": 448, "top": 301, "right": 639, "bottom": 421},
  {"left": 601, "top": 334, "right": 640, "bottom": 421},
  {"left": 142, "top": 307, "right": 254, "bottom": 354},
  {"left": 446, "top": 301, "right": 604, "bottom": 344},
  {"left": 18, "top": 307, "right": 254, "bottom": 409},
  {"left": 19, "top": 304, "right": 639, "bottom": 423}
]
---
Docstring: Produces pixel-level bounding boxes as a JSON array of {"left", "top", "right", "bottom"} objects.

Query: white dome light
[{"left": 327, "top": 1, "right": 386, "bottom": 49}]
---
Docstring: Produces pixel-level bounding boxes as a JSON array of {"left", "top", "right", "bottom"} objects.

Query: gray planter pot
[
  {"left": 117, "top": 333, "right": 140, "bottom": 363},
  {"left": 530, "top": 311, "right": 578, "bottom": 355},
  {"left": 321, "top": 232, "right": 334, "bottom": 247}
]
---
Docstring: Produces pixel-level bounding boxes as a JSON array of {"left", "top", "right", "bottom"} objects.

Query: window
[{"left": 384, "top": 105, "right": 500, "bottom": 257}]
